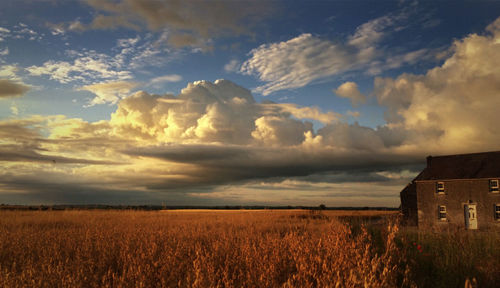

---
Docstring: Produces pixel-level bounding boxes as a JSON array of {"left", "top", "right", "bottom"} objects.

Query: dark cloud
[
  {"left": 0, "top": 147, "right": 120, "bottom": 165},
  {"left": 0, "top": 121, "right": 41, "bottom": 142},
  {"left": 0, "top": 118, "right": 126, "bottom": 165},
  {"left": 0, "top": 79, "right": 30, "bottom": 98},
  {"left": 74, "top": 0, "right": 274, "bottom": 48},
  {"left": 0, "top": 176, "right": 157, "bottom": 205},
  {"left": 0, "top": 174, "right": 235, "bottom": 205},
  {"left": 124, "top": 144, "right": 423, "bottom": 189}
]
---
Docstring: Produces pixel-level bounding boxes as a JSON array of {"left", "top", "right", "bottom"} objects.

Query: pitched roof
[{"left": 414, "top": 151, "right": 500, "bottom": 180}]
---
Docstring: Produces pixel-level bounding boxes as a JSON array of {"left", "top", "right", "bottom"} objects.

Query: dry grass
[{"left": 0, "top": 210, "right": 409, "bottom": 288}]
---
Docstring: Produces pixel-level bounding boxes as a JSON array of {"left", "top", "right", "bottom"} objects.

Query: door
[{"left": 464, "top": 204, "right": 478, "bottom": 230}]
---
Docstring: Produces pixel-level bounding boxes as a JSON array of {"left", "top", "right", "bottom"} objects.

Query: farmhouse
[{"left": 401, "top": 151, "right": 500, "bottom": 230}]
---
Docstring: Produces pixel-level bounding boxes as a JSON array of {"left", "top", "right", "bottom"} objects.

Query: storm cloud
[{"left": 2, "top": 18, "right": 500, "bottom": 205}]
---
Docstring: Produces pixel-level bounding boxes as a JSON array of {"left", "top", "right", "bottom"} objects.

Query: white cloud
[
  {"left": 27, "top": 50, "right": 133, "bottom": 84},
  {"left": 348, "top": 15, "right": 396, "bottom": 48},
  {"left": 0, "top": 65, "right": 22, "bottom": 81},
  {"left": 224, "top": 59, "right": 240, "bottom": 72},
  {"left": 0, "top": 47, "right": 8, "bottom": 56},
  {"left": 109, "top": 79, "right": 259, "bottom": 144},
  {"left": 27, "top": 32, "right": 182, "bottom": 86},
  {"left": 240, "top": 8, "right": 435, "bottom": 95},
  {"left": 0, "top": 27, "right": 10, "bottom": 42},
  {"left": 11, "top": 23, "right": 42, "bottom": 41},
  {"left": 27, "top": 31, "right": 187, "bottom": 90},
  {"left": 241, "top": 34, "right": 360, "bottom": 95},
  {"left": 68, "top": 20, "right": 86, "bottom": 32},
  {"left": 50, "top": 26, "right": 65, "bottom": 36},
  {"left": 252, "top": 116, "right": 312, "bottom": 146},
  {"left": 24, "top": 34, "right": 189, "bottom": 108},
  {"left": 334, "top": 82, "right": 366, "bottom": 106},
  {"left": 150, "top": 74, "right": 182, "bottom": 84},
  {"left": 374, "top": 16, "right": 500, "bottom": 154},
  {"left": 128, "top": 43, "right": 166, "bottom": 69},
  {"left": 79, "top": 81, "right": 139, "bottom": 106},
  {"left": 117, "top": 36, "right": 141, "bottom": 48},
  {"left": 10, "top": 103, "right": 19, "bottom": 115}
]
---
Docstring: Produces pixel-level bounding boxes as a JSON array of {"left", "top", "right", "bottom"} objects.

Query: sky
[{"left": 0, "top": 0, "right": 499, "bottom": 206}]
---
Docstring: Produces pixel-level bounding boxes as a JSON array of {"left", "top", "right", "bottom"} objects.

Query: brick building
[{"left": 401, "top": 151, "right": 500, "bottom": 230}]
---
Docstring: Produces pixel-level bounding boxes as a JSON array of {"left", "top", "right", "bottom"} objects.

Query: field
[{"left": 0, "top": 210, "right": 498, "bottom": 287}]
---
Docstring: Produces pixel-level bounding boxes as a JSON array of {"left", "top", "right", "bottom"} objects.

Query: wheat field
[
  {"left": 0, "top": 210, "right": 498, "bottom": 287},
  {"left": 0, "top": 210, "right": 410, "bottom": 287}
]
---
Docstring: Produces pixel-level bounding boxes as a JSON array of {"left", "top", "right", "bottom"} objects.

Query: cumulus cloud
[
  {"left": 0, "top": 79, "right": 30, "bottom": 98},
  {"left": 0, "top": 78, "right": 423, "bottom": 205},
  {"left": 2, "top": 13, "right": 500, "bottom": 207},
  {"left": 79, "top": 81, "right": 139, "bottom": 106},
  {"left": 374, "top": 16, "right": 500, "bottom": 154},
  {"left": 107, "top": 79, "right": 342, "bottom": 145},
  {"left": 334, "top": 82, "right": 366, "bottom": 106},
  {"left": 0, "top": 65, "right": 23, "bottom": 81},
  {"left": 109, "top": 79, "right": 257, "bottom": 144}
]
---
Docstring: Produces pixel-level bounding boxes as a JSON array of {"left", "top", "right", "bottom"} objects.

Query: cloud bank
[{"left": 1, "top": 17, "right": 500, "bottom": 205}]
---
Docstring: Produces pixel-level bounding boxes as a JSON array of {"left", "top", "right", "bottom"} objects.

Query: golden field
[{"left": 0, "top": 210, "right": 498, "bottom": 287}]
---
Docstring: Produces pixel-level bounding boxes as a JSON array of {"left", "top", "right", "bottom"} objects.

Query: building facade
[{"left": 401, "top": 151, "right": 500, "bottom": 230}]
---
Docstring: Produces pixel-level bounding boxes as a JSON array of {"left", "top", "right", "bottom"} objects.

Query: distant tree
[{"left": 319, "top": 204, "right": 326, "bottom": 210}]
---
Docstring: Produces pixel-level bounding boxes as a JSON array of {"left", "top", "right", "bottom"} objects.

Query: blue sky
[{"left": 0, "top": 0, "right": 499, "bottom": 206}]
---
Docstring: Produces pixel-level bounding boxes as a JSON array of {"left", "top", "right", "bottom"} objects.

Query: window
[
  {"left": 436, "top": 182, "right": 445, "bottom": 194},
  {"left": 490, "top": 179, "right": 499, "bottom": 193},
  {"left": 495, "top": 204, "right": 500, "bottom": 220},
  {"left": 438, "top": 205, "right": 447, "bottom": 221}
]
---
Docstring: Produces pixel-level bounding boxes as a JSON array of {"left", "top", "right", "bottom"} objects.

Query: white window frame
[
  {"left": 489, "top": 179, "right": 499, "bottom": 193},
  {"left": 495, "top": 204, "right": 500, "bottom": 221},
  {"left": 438, "top": 205, "right": 447, "bottom": 221},
  {"left": 436, "top": 182, "right": 445, "bottom": 194}
]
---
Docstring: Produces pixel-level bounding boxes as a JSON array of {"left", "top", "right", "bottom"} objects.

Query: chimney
[{"left": 426, "top": 156, "right": 432, "bottom": 168}]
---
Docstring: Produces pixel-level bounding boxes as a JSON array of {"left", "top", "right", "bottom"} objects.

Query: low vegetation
[{"left": 0, "top": 210, "right": 498, "bottom": 287}]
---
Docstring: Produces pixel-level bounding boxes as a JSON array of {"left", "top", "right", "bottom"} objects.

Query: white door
[{"left": 464, "top": 204, "right": 478, "bottom": 230}]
